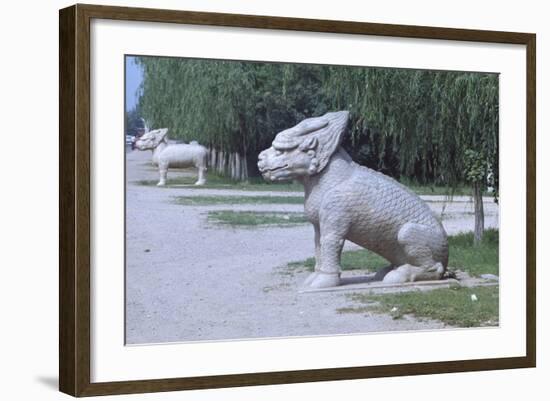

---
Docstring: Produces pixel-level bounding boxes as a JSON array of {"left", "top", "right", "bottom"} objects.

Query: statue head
[
  {"left": 257, "top": 111, "right": 349, "bottom": 181},
  {"left": 134, "top": 128, "right": 168, "bottom": 151}
]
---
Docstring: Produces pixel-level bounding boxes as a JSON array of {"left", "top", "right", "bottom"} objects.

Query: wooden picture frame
[{"left": 59, "top": 3, "right": 536, "bottom": 397}]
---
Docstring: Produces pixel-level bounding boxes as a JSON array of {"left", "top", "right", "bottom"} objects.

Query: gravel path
[{"left": 125, "top": 150, "right": 498, "bottom": 344}]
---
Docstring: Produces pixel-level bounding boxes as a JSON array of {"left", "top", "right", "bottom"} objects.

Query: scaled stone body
[
  {"left": 135, "top": 128, "right": 208, "bottom": 186},
  {"left": 258, "top": 111, "right": 448, "bottom": 288}
]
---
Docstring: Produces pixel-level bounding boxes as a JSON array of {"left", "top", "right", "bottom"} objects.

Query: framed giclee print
[{"left": 59, "top": 3, "right": 536, "bottom": 397}]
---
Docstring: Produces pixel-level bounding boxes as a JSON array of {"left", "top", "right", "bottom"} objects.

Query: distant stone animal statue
[
  {"left": 134, "top": 128, "right": 208, "bottom": 186},
  {"left": 258, "top": 111, "right": 448, "bottom": 289}
]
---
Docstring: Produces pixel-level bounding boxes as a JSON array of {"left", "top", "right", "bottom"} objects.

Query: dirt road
[{"left": 125, "top": 150, "right": 498, "bottom": 344}]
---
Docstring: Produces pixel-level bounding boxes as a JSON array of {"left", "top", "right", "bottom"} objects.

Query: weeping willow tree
[
  {"left": 321, "top": 66, "right": 498, "bottom": 242},
  {"left": 321, "top": 67, "right": 498, "bottom": 188},
  {"left": 136, "top": 57, "right": 498, "bottom": 239},
  {"left": 136, "top": 57, "right": 326, "bottom": 177}
]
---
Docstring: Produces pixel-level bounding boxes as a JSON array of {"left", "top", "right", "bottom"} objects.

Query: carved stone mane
[{"left": 272, "top": 111, "right": 348, "bottom": 174}]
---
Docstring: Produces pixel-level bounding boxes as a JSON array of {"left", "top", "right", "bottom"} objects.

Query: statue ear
[
  {"left": 294, "top": 117, "right": 329, "bottom": 136},
  {"left": 153, "top": 128, "right": 168, "bottom": 146},
  {"left": 311, "top": 111, "right": 350, "bottom": 173},
  {"left": 299, "top": 136, "right": 318, "bottom": 151}
]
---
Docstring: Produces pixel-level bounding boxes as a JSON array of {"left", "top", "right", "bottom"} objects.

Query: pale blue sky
[{"left": 125, "top": 56, "right": 143, "bottom": 112}]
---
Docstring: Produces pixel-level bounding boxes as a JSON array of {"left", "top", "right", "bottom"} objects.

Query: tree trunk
[
  {"left": 207, "top": 148, "right": 249, "bottom": 181},
  {"left": 473, "top": 181, "right": 485, "bottom": 245},
  {"left": 235, "top": 153, "right": 241, "bottom": 181},
  {"left": 231, "top": 154, "right": 236, "bottom": 181},
  {"left": 241, "top": 153, "right": 248, "bottom": 181}
]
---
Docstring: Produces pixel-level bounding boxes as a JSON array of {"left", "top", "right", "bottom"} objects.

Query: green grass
[
  {"left": 135, "top": 171, "right": 493, "bottom": 196},
  {"left": 400, "top": 177, "right": 493, "bottom": 197},
  {"left": 448, "top": 229, "right": 499, "bottom": 276},
  {"left": 342, "top": 285, "right": 499, "bottom": 327},
  {"left": 207, "top": 211, "right": 308, "bottom": 227},
  {"left": 287, "top": 229, "right": 499, "bottom": 277},
  {"left": 287, "top": 249, "right": 388, "bottom": 273},
  {"left": 173, "top": 195, "right": 304, "bottom": 205},
  {"left": 135, "top": 172, "right": 302, "bottom": 192}
]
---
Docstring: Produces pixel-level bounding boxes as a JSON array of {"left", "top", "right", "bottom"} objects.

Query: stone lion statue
[
  {"left": 258, "top": 111, "right": 448, "bottom": 289},
  {"left": 135, "top": 128, "right": 208, "bottom": 186}
]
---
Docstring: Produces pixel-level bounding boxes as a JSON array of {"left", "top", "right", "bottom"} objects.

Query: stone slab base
[{"left": 299, "top": 270, "right": 498, "bottom": 294}]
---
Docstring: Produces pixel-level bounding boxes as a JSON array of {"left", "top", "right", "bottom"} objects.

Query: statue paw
[
  {"left": 157, "top": 181, "right": 166, "bottom": 187},
  {"left": 194, "top": 180, "right": 206, "bottom": 186},
  {"left": 382, "top": 264, "right": 440, "bottom": 283},
  {"left": 303, "top": 272, "right": 319, "bottom": 286},
  {"left": 373, "top": 265, "right": 395, "bottom": 281},
  {"left": 306, "top": 272, "right": 340, "bottom": 288},
  {"left": 382, "top": 264, "right": 414, "bottom": 284}
]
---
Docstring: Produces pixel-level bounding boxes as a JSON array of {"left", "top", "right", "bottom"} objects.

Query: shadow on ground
[{"left": 35, "top": 376, "right": 58, "bottom": 391}]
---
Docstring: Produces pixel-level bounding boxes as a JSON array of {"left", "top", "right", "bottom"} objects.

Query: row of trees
[{"left": 134, "top": 57, "right": 499, "bottom": 243}]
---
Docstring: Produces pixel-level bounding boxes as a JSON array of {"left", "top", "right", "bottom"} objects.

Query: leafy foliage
[
  {"left": 136, "top": 57, "right": 498, "bottom": 190},
  {"left": 464, "top": 149, "right": 489, "bottom": 184}
]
